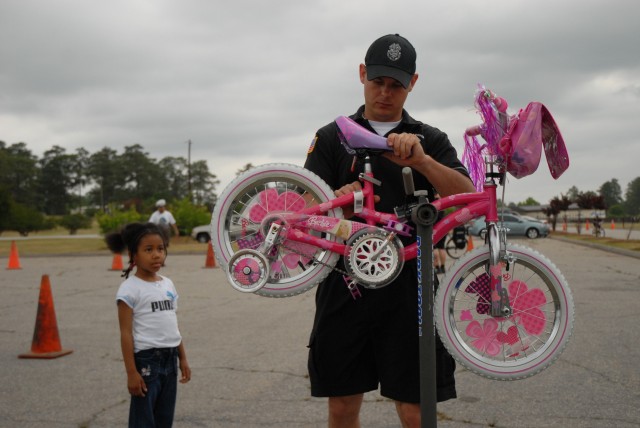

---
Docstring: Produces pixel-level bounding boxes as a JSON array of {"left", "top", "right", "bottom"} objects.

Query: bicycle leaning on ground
[{"left": 211, "top": 87, "right": 575, "bottom": 381}]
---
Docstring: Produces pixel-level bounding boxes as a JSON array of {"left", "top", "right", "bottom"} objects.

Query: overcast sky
[{"left": 1, "top": 0, "right": 638, "bottom": 205}]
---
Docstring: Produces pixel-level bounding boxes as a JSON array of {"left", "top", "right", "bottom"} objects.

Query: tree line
[
  {"left": 2, "top": 139, "right": 639, "bottom": 236},
  {"left": 541, "top": 179, "right": 640, "bottom": 230},
  {"left": 0, "top": 141, "right": 220, "bottom": 235}
]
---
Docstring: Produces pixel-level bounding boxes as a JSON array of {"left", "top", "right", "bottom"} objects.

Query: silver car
[
  {"left": 467, "top": 214, "right": 550, "bottom": 239},
  {"left": 191, "top": 225, "right": 211, "bottom": 243}
]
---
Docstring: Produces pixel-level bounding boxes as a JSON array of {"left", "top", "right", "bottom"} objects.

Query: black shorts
[
  {"left": 434, "top": 237, "right": 446, "bottom": 249},
  {"left": 307, "top": 263, "right": 457, "bottom": 403}
]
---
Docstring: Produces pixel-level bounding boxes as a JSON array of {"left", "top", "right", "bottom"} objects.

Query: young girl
[{"left": 107, "top": 222, "right": 191, "bottom": 427}]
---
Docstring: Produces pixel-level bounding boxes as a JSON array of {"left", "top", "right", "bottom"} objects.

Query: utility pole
[{"left": 187, "top": 140, "right": 192, "bottom": 202}]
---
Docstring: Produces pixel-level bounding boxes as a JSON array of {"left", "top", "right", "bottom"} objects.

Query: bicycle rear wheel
[
  {"left": 445, "top": 237, "right": 465, "bottom": 259},
  {"left": 434, "top": 243, "right": 574, "bottom": 380},
  {"left": 212, "top": 163, "right": 342, "bottom": 297}
]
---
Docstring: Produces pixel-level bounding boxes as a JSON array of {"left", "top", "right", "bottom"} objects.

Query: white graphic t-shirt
[
  {"left": 116, "top": 275, "right": 182, "bottom": 353},
  {"left": 149, "top": 210, "right": 177, "bottom": 226}
]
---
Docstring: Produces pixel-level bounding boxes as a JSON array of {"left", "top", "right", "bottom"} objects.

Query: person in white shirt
[
  {"left": 148, "top": 199, "right": 179, "bottom": 237},
  {"left": 107, "top": 222, "right": 191, "bottom": 427}
]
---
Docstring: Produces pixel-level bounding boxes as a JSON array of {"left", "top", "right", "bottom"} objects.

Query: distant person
[
  {"left": 149, "top": 199, "right": 179, "bottom": 237},
  {"left": 593, "top": 214, "right": 602, "bottom": 227},
  {"left": 592, "top": 214, "right": 603, "bottom": 235},
  {"left": 106, "top": 222, "right": 191, "bottom": 427}
]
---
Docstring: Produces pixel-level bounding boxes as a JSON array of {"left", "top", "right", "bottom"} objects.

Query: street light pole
[{"left": 187, "top": 139, "right": 192, "bottom": 202}]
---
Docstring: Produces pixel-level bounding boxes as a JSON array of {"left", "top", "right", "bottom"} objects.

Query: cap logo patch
[{"left": 387, "top": 43, "right": 401, "bottom": 61}]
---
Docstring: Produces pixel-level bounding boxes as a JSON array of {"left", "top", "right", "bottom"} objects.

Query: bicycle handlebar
[
  {"left": 465, "top": 124, "right": 483, "bottom": 137},
  {"left": 493, "top": 96, "right": 508, "bottom": 112},
  {"left": 464, "top": 94, "right": 508, "bottom": 138}
]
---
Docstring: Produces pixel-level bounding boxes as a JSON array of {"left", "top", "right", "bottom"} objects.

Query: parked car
[
  {"left": 192, "top": 215, "right": 244, "bottom": 243},
  {"left": 191, "top": 225, "right": 211, "bottom": 243},
  {"left": 521, "top": 215, "right": 549, "bottom": 224},
  {"left": 467, "top": 214, "right": 550, "bottom": 239}
]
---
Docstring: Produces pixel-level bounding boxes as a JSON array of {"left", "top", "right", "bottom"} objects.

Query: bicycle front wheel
[
  {"left": 434, "top": 243, "right": 574, "bottom": 380},
  {"left": 445, "top": 237, "right": 465, "bottom": 259},
  {"left": 212, "top": 163, "right": 342, "bottom": 297}
]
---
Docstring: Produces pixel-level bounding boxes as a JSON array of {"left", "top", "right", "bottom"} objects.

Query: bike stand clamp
[{"left": 403, "top": 167, "right": 438, "bottom": 428}]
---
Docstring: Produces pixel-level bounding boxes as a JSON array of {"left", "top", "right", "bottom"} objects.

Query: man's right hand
[{"left": 335, "top": 181, "right": 380, "bottom": 219}]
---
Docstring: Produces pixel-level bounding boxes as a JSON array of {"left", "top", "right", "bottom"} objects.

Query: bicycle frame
[{"left": 262, "top": 153, "right": 509, "bottom": 316}]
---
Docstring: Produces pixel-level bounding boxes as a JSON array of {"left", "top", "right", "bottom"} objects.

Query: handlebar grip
[
  {"left": 402, "top": 167, "right": 415, "bottom": 196},
  {"left": 493, "top": 96, "right": 508, "bottom": 113},
  {"left": 465, "top": 125, "right": 482, "bottom": 136}
]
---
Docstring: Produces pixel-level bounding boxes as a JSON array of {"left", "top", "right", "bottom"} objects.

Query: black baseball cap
[{"left": 365, "top": 34, "right": 416, "bottom": 88}]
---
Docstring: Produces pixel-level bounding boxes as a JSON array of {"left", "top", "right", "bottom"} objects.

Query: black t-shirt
[
  {"left": 304, "top": 106, "right": 468, "bottom": 214},
  {"left": 304, "top": 106, "right": 469, "bottom": 303},
  {"left": 304, "top": 106, "right": 465, "bottom": 402}
]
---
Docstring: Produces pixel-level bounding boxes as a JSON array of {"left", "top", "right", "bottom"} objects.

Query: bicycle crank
[{"left": 344, "top": 229, "right": 404, "bottom": 289}]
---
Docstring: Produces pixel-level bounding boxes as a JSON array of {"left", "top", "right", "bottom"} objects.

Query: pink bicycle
[{"left": 211, "top": 87, "right": 574, "bottom": 380}]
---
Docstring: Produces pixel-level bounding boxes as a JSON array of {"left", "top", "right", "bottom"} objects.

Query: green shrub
[
  {"left": 58, "top": 214, "right": 93, "bottom": 235},
  {"left": 6, "top": 203, "right": 50, "bottom": 236},
  {"left": 171, "top": 198, "right": 212, "bottom": 235},
  {"left": 607, "top": 204, "right": 625, "bottom": 219},
  {"left": 96, "top": 206, "right": 145, "bottom": 234}
]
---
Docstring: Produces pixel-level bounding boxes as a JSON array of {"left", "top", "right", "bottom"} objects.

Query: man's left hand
[{"left": 384, "top": 133, "right": 427, "bottom": 167}]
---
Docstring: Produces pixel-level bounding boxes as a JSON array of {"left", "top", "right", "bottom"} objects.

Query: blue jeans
[{"left": 129, "top": 347, "right": 178, "bottom": 428}]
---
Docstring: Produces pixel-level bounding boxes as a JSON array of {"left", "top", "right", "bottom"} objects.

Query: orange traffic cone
[
  {"left": 611, "top": 219, "right": 615, "bottom": 230},
  {"left": 7, "top": 240, "right": 22, "bottom": 270},
  {"left": 19, "top": 275, "right": 73, "bottom": 359},
  {"left": 110, "top": 253, "right": 124, "bottom": 271},
  {"left": 467, "top": 235, "right": 474, "bottom": 251},
  {"left": 204, "top": 241, "right": 216, "bottom": 268}
]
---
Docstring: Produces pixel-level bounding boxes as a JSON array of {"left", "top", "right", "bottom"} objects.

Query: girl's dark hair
[{"left": 105, "top": 222, "right": 170, "bottom": 278}]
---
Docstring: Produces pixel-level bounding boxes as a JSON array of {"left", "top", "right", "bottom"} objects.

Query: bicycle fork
[{"left": 487, "top": 223, "right": 512, "bottom": 317}]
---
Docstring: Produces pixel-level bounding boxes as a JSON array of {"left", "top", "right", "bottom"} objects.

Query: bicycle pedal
[{"left": 342, "top": 275, "right": 362, "bottom": 299}]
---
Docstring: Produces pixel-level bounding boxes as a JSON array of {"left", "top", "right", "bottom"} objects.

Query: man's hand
[
  {"left": 383, "top": 133, "right": 476, "bottom": 197},
  {"left": 384, "top": 133, "right": 427, "bottom": 168},
  {"left": 335, "top": 181, "right": 380, "bottom": 219}
]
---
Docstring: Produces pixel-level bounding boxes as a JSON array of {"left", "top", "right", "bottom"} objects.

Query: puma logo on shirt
[{"left": 151, "top": 300, "right": 174, "bottom": 312}]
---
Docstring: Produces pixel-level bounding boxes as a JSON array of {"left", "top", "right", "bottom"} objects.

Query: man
[
  {"left": 304, "top": 34, "right": 476, "bottom": 427},
  {"left": 148, "top": 199, "right": 179, "bottom": 237}
]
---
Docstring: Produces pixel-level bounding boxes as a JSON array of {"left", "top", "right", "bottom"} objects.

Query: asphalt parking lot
[{"left": 1, "top": 237, "right": 639, "bottom": 427}]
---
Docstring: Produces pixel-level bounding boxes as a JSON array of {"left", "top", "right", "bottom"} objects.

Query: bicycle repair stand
[{"left": 402, "top": 168, "right": 438, "bottom": 428}]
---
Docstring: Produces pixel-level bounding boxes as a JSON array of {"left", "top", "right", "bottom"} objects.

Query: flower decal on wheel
[
  {"left": 243, "top": 188, "right": 317, "bottom": 273},
  {"left": 508, "top": 280, "right": 547, "bottom": 336},
  {"left": 466, "top": 318, "right": 500, "bottom": 356},
  {"left": 249, "top": 188, "right": 307, "bottom": 222},
  {"left": 464, "top": 275, "right": 547, "bottom": 336}
]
